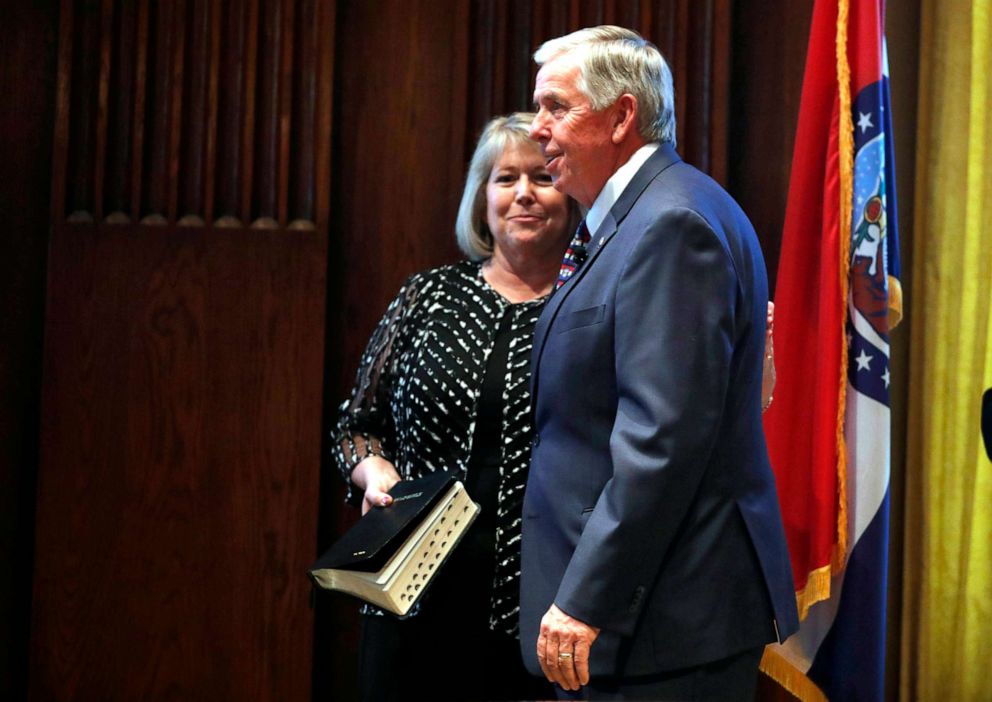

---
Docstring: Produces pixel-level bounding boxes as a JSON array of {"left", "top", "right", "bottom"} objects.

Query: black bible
[{"left": 308, "top": 472, "right": 480, "bottom": 615}]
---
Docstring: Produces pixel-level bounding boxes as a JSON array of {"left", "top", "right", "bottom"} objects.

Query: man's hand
[
  {"left": 762, "top": 301, "right": 776, "bottom": 412},
  {"left": 536, "top": 604, "right": 600, "bottom": 691},
  {"left": 350, "top": 456, "right": 401, "bottom": 515}
]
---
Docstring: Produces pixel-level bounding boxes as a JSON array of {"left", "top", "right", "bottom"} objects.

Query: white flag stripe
[{"left": 849, "top": 299, "right": 890, "bottom": 356}]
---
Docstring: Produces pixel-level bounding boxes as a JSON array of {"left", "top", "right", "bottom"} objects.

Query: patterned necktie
[{"left": 555, "top": 219, "right": 591, "bottom": 290}]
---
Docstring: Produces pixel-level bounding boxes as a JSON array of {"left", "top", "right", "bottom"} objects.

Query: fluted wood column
[{"left": 30, "top": 2, "right": 334, "bottom": 699}]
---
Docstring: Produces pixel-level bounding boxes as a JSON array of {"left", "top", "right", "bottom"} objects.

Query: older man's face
[{"left": 530, "top": 55, "right": 619, "bottom": 208}]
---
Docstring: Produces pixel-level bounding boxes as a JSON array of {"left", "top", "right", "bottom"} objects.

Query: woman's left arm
[{"left": 331, "top": 275, "right": 424, "bottom": 502}]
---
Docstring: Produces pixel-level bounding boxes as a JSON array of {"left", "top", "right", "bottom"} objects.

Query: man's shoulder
[
  {"left": 651, "top": 159, "right": 726, "bottom": 200},
  {"left": 639, "top": 162, "right": 750, "bottom": 230}
]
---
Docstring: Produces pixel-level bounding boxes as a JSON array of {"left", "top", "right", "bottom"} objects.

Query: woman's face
[{"left": 485, "top": 141, "right": 570, "bottom": 256}]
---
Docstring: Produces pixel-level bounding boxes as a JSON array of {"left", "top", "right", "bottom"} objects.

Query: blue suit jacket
[{"left": 520, "top": 144, "right": 799, "bottom": 677}]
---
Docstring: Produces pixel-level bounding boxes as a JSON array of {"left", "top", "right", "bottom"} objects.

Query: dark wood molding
[{"left": 30, "top": 2, "right": 334, "bottom": 699}]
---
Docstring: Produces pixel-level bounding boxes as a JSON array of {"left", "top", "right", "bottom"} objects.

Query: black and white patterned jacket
[{"left": 332, "top": 260, "right": 545, "bottom": 634}]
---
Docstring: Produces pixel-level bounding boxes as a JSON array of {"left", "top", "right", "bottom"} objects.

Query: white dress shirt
[{"left": 584, "top": 143, "right": 661, "bottom": 238}]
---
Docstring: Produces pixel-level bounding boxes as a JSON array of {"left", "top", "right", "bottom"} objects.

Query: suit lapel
[
  {"left": 530, "top": 144, "right": 683, "bottom": 404},
  {"left": 530, "top": 212, "right": 618, "bottom": 398}
]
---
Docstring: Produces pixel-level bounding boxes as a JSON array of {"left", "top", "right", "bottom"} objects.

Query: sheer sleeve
[{"left": 331, "top": 273, "right": 424, "bottom": 502}]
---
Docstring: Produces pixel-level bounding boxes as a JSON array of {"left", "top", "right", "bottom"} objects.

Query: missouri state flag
[{"left": 760, "top": 0, "right": 902, "bottom": 700}]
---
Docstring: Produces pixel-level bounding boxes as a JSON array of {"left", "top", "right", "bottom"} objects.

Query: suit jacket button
[{"left": 531, "top": 433, "right": 541, "bottom": 448}]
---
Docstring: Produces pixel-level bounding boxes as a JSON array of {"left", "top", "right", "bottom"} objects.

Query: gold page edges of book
[{"left": 310, "top": 480, "right": 480, "bottom": 615}]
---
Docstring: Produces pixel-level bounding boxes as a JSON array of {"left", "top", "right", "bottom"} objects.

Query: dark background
[{"left": 0, "top": 0, "right": 919, "bottom": 699}]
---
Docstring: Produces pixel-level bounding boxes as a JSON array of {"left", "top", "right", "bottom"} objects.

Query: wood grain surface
[
  {"left": 0, "top": 0, "right": 59, "bottom": 697},
  {"left": 31, "top": 1, "right": 332, "bottom": 699}
]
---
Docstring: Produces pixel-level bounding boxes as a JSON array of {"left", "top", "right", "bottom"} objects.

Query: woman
[
  {"left": 332, "top": 113, "right": 778, "bottom": 701},
  {"left": 333, "top": 113, "right": 570, "bottom": 702}
]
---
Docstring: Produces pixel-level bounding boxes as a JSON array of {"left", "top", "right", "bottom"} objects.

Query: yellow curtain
[{"left": 902, "top": 0, "right": 992, "bottom": 699}]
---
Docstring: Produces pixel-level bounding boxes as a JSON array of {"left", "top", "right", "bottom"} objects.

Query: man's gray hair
[
  {"left": 455, "top": 113, "right": 540, "bottom": 260},
  {"left": 534, "top": 25, "right": 676, "bottom": 146}
]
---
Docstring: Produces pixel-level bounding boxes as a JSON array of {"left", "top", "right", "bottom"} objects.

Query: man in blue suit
[{"left": 520, "top": 26, "right": 799, "bottom": 700}]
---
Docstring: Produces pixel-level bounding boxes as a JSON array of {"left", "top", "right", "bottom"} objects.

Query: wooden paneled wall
[
  {"left": 0, "top": 0, "right": 59, "bottom": 698},
  {"left": 465, "top": 0, "right": 731, "bottom": 181},
  {"left": 30, "top": 1, "right": 333, "bottom": 699},
  {"left": 729, "top": 0, "right": 814, "bottom": 290},
  {"left": 53, "top": 0, "right": 332, "bottom": 229}
]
